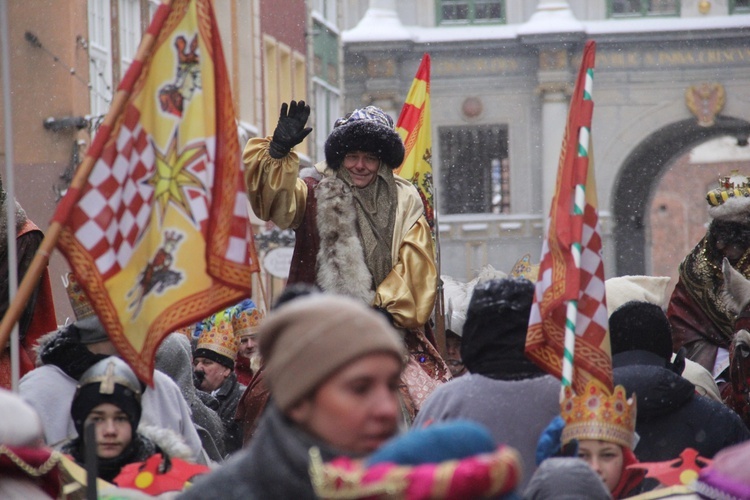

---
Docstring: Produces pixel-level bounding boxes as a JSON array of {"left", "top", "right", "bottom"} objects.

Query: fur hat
[
  {"left": 258, "top": 294, "right": 405, "bottom": 412},
  {"left": 324, "top": 106, "right": 405, "bottom": 170},
  {"left": 608, "top": 300, "right": 673, "bottom": 361},
  {"left": 71, "top": 357, "right": 143, "bottom": 436}
]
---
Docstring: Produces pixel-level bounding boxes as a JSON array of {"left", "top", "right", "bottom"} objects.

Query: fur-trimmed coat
[{"left": 243, "top": 137, "right": 436, "bottom": 330}]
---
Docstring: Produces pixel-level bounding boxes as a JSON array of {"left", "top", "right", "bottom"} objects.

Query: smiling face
[
  {"left": 577, "top": 439, "right": 624, "bottom": 492},
  {"left": 342, "top": 150, "right": 381, "bottom": 188},
  {"left": 287, "top": 353, "right": 401, "bottom": 456},
  {"left": 85, "top": 403, "right": 133, "bottom": 459}
]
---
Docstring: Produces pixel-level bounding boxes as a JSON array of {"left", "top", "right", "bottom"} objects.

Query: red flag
[
  {"left": 525, "top": 40, "right": 613, "bottom": 393},
  {"left": 53, "top": 0, "right": 258, "bottom": 384}
]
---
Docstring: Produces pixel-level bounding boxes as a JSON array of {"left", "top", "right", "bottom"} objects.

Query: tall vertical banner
[
  {"left": 395, "top": 54, "right": 435, "bottom": 244},
  {"left": 525, "top": 40, "right": 613, "bottom": 394},
  {"left": 54, "top": 0, "right": 258, "bottom": 384}
]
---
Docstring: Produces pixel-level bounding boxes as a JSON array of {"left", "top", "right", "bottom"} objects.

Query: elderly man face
[
  {"left": 342, "top": 150, "right": 380, "bottom": 188},
  {"left": 193, "top": 357, "right": 230, "bottom": 392}
]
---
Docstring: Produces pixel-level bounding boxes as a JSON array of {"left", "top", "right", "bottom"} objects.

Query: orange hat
[
  {"left": 231, "top": 299, "right": 263, "bottom": 338},
  {"left": 194, "top": 309, "right": 239, "bottom": 369},
  {"left": 561, "top": 381, "right": 637, "bottom": 450}
]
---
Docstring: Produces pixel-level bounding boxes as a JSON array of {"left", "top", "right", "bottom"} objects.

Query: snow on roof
[{"left": 343, "top": 8, "right": 750, "bottom": 44}]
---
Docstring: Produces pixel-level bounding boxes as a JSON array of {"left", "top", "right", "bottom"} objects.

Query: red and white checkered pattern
[
  {"left": 68, "top": 105, "right": 252, "bottom": 280},
  {"left": 69, "top": 105, "right": 155, "bottom": 280}
]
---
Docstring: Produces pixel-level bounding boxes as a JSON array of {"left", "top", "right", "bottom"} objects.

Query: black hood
[{"left": 614, "top": 364, "right": 694, "bottom": 421}]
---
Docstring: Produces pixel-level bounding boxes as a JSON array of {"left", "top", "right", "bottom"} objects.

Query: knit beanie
[
  {"left": 461, "top": 277, "right": 541, "bottom": 378},
  {"left": 324, "top": 106, "right": 405, "bottom": 170},
  {"left": 258, "top": 294, "right": 406, "bottom": 412},
  {"left": 608, "top": 300, "right": 673, "bottom": 360},
  {"left": 71, "top": 357, "right": 143, "bottom": 437},
  {"left": 524, "top": 457, "right": 612, "bottom": 500}
]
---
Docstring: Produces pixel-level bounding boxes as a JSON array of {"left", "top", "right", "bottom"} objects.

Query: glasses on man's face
[{"left": 343, "top": 152, "right": 379, "bottom": 169}]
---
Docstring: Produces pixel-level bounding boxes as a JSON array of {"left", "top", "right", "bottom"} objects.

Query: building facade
[
  {"left": 0, "top": 0, "right": 322, "bottom": 322},
  {"left": 342, "top": 0, "right": 750, "bottom": 284}
]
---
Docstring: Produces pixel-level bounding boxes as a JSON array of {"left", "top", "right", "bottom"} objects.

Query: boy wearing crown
[{"left": 668, "top": 171, "right": 750, "bottom": 381}]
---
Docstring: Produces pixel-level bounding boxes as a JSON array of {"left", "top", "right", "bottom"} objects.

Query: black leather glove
[{"left": 269, "top": 100, "right": 312, "bottom": 159}]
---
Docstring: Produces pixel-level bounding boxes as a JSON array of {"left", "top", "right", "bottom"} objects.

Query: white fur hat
[
  {"left": 706, "top": 170, "right": 750, "bottom": 222},
  {"left": 605, "top": 275, "right": 671, "bottom": 317}
]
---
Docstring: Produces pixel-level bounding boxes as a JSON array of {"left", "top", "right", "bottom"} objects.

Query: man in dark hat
[
  {"left": 242, "top": 101, "right": 449, "bottom": 420},
  {"left": 412, "top": 278, "right": 560, "bottom": 488},
  {"left": 609, "top": 300, "right": 750, "bottom": 466}
]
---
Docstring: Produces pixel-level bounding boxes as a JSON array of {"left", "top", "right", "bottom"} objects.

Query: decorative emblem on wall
[{"left": 685, "top": 82, "right": 725, "bottom": 127}]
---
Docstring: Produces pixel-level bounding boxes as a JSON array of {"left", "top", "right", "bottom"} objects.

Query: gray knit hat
[{"left": 258, "top": 294, "right": 406, "bottom": 412}]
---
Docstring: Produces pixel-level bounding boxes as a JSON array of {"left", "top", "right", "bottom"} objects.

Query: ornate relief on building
[{"left": 685, "top": 82, "right": 725, "bottom": 127}]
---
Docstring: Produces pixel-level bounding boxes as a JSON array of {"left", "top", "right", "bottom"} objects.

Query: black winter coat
[{"left": 614, "top": 362, "right": 750, "bottom": 462}]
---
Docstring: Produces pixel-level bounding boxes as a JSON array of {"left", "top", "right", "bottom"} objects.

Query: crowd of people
[{"left": 2, "top": 101, "right": 750, "bottom": 499}]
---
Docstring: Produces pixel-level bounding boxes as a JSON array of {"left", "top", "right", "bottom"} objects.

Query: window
[
  {"left": 313, "top": 80, "right": 340, "bottom": 164},
  {"left": 119, "top": 0, "right": 141, "bottom": 76},
  {"left": 731, "top": 0, "right": 750, "bottom": 14},
  {"left": 439, "top": 125, "right": 509, "bottom": 214},
  {"left": 88, "top": 0, "right": 113, "bottom": 118},
  {"left": 437, "top": 0, "right": 504, "bottom": 25},
  {"left": 608, "top": 0, "right": 679, "bottom": 17},
  {"left": 311, "top": 0, "right": 336, "bottom": 23},
  {"left": 87, "top": 0, "right": 155, "bottom": 121}
]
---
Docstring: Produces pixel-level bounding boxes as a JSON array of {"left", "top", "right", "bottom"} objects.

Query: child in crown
[{"left": 535, "top": 381, "right": 645, "bottom": 498}]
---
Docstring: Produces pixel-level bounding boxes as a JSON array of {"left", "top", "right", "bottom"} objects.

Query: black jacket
[{"left": 613, "top": 352, "right": 750, "bottom": 462}]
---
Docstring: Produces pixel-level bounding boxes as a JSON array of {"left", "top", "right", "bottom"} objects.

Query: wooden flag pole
[{"left": 0, "top": 12, "right": 164, "bottom": 357}]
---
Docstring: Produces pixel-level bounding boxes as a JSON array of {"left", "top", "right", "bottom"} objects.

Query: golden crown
[
  {"left": 232, "top": 307, "right": 263, "bottom": 337},
  {"left": 509, "top": 253, "right": 540, "bottom": 281},
  {"left": 196, "top": 310, "right": 239, "bottom": 361},
  {"left": 707, "top": 170, "right": 750, "bottom": 208},
  {"left": 62, "top": 272, "right": 95, "bottom": 320},
  {"left": 560, "top": 381, "right": 637, "bottom": 450}
]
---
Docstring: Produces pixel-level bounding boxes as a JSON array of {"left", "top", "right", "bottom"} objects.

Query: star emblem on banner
[{"left": 146, "top": 132, "right": 206, "bottom": 224}]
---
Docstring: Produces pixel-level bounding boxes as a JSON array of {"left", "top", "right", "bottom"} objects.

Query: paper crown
[
  {"left": 706, "top": 170, "right": 750, "bottom": 222},
  {"left": 195, "top": 309, "right": 239, "bottom": 362},
  {"left": 231, "top": 299, "right": 263, "bottom": 337},
  {"left": 561, "top": 381, "right": 637, "bottom": 450},
  {"left": 62, "top": 272, "right": 95, "bottom": 320},
  {"left": 509, "top": 253, "right": 539, "bottom": 281}
]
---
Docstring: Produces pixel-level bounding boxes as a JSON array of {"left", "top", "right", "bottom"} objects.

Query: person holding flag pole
[
  {"left": 243, "top": 65, "right": 449, "bottom": 422},
  {"left": 0, "top": 0, "right": 259, "bottom": 388},
  {"left": 394, "top": 53, "right": 447, "bottom": 356},
  {"left": 525, "top": 40, "right": 613, "bottom": 395}
]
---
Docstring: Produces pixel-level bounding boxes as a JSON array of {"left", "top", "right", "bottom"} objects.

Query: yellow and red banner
[
  {"left": 525, "top": 41, "right": 613, "bottom": 394},
  {"left": 395, "top": 54, "right": 435, "bottom": 240},
  {"left": 54, "top": 0, "right": 258, "bottom": 384}
]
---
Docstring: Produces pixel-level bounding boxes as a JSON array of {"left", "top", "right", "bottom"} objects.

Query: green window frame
[
  {"left": 607, "top": 0, "right": 680, "bottom": 18},
  {"left": 436, "top": 0, "right": 505, "bottom": 25},
  {"left": 730, "top": 0, "right": 750, "bottom": 14}
]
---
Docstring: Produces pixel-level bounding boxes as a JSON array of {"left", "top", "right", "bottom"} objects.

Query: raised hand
[{"left": 269, "top": 100, "right": 313, "bottom": 159}]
